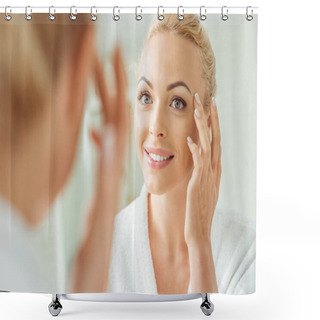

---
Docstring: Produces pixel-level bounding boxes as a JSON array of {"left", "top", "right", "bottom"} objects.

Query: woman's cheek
[
  {"left": 134, "top": 109, "right": 150, "bottom": 159},
  {"left": 134, "top": 110, "right": 143, "bottom": 159}
]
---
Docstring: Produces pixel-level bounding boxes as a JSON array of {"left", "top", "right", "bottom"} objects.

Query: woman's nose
[{"left": 149, "top": 104, "right": 167, "bottom": 138}]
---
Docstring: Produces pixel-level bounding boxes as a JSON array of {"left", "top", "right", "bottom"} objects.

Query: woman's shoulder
[
  {"left": 213, "top": 210, "right": 256, "bottom": 244},
  {"left": 112, "top": 185, "right": 147, "bottom": 249},
  {"left": 114, "top": 185, "right": 147, "bottom": 222},
  {"left": 107, "top": 186, "right": 148, "bottom": 292},
  {"left": 212, "top": 209, "right": 256, "bottom": 295},
  {"left": 113, "top": 185, "right": 148, "bottom": 230},
  {"left": 114, "top": 199, "right": 136, "bottom": 225}
]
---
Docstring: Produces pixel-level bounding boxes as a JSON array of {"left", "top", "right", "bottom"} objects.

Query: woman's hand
[
  {"left": 185, "top": 93, "right": 221, "bottom": 293},
  {"left": 70, "top": 45, "right": 130, "bottom": 293}
]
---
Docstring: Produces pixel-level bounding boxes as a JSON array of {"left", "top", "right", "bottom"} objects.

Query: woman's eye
[
  {"left": 140, "top": 93, "right": 152, "bottom": 105},
  {"left": 171, "top": 98, "right": 186, "bottom": 111}
]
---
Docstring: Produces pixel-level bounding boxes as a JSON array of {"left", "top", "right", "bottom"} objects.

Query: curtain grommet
[
  {"left": 49, "top": 6, "right": 56, "bottom": 21},
  {"left": 246, "top": 6, "right": 253, "bottom": 21},
  {"left": 135, "top": 6, "right": 142, "bottom": 21},
  {"left": 25, "top": 6, "right": 32, "bottom": 21},
  {"left": 177, "top": 6, "right": 184, "bottom": 21},
  {"left": 221, "top": 6, "right": 228, "bottom": 21},
  {"left": 200, "top": 6, "right": 207, "bottom": 21},
  {"left": 4, "top": 6, "right": 12, "bottom": 21},
  {"left": 90, "top": 6, "right": 97, "bottom": 21},
  {"left": 157, "top": 6, "right": 164, "bottom": 21},
  {"left": 113, "top": 6, "right": 120, "bottom": 21},
  {"left": 70, "top": 6, "right": 77, "bottom": 21}
]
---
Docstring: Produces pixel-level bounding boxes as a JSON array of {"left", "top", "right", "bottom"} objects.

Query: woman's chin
[{"left": 145, "top": 180, "right": 170, "bottom": 195}]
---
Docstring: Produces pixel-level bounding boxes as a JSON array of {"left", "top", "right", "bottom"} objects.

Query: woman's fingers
[
  {"left": 113, "top": 44, "right": 128, "bottom": 127},
  {"left": 210, "top": 98, "right": 221, "bottom": 172},
  {"left": 93, "top": 51, "right": 111, "bottom": 124},
  {"left": 187, "top": 136, "right": 203, "bottom": 179},
  {"left": 93, "top": 45, "right": 128, "bottom": 129},
  {"left": 112, "top": 45, "right": 130, "bottom": 162},
  {"left": 194, "top": 93, "right": 211, "bottom": 167}
]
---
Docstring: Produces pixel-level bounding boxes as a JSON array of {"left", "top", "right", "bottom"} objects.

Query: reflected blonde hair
[
  {"left": 146, "top": 14, "right": 216, "bottom": 113},
  {"left": 0, "top": 14, "right": 94, "bottom": 130}
]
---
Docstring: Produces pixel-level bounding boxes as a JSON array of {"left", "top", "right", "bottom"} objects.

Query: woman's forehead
[{"left": 137, "top": 32, "right": 202, "bottom": 87}]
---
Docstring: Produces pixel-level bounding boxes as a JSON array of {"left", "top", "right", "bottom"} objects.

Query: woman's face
[{"left": 135, "top": 32, "right": 206, "bottom": 195}]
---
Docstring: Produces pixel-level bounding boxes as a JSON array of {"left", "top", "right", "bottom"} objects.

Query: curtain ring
[
  {"left": 157, "top": 6, "right": 164, "bottom": 21},
  {"left": 70, "top": 6, "right": 77, "bottom": 21},
  {"left": 49, "top": 6, "right": 56, "bottom": 21},
  {"left": 4, "top": 6, "right": 12, "bottom": 21},
  {"left": 246, "top": 6, "right": 253, "bottom": 21},
  {"left": 200, "top": 6, "right": 207, "bottom": 21},
  {"left": 113, "top": 6, "right": 120, "bottom": 21},
  {"left": 90, "top": 6, "right": 97, "bottom": 21},
  {"left": 221, "top": 6, "right": 228, "bottom": 21},
  {"left": 135, "top": 6, "right": 142, "bottom": 21},
  {"left": 25, "top": 6, "right": 32, "bottom": 21},
  {"left": 177, "top": 6, "right": 184, "bottom": 21}
]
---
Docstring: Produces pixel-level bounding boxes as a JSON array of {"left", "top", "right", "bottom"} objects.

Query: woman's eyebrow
[
  {"left": 138, "top": 76, "right": 153, "bottom": 89},
  {"left": 167, "top": 81, "right": 191, "bottom": 94},
  {"left": 138, "top": 77, "right": 191, "bottom": 95}
]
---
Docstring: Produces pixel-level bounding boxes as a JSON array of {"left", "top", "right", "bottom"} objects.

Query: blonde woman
[
  {"left": 0, "top": 14, "right": 129, "bottom": 293},
  {"left": 107, "top": 14, "right": 255, "bottom": 295}
]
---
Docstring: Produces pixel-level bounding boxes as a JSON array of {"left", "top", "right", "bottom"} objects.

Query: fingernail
[
  {"left": 195, "top": 92, "right": 201, "bottom": 105},
  {"left": 187, "top": 136, "right": 193, "bottom": 144},
  {"left": 195, "top": 109, "right": 201, "bottom": 119}
]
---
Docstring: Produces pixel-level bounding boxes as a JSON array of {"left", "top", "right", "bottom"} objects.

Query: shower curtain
[{"left": 0, "top": 8, "right": 257, "bottom": 296}]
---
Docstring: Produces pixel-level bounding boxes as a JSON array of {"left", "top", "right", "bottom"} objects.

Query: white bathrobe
[
  {"left": 107, "top": 184, "right": 256, "bottom": 295},
  {"left": 0, "top": 196, "right": 52, "bottom": 293}
]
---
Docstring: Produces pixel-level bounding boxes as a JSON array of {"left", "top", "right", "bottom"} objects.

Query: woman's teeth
[{"left": 149, "top": 153, "right": 172, "bottom": 162}]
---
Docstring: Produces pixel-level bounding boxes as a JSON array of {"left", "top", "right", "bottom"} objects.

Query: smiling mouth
[{"left": 145, "top": 150, "right": 174, "bottom": 162}]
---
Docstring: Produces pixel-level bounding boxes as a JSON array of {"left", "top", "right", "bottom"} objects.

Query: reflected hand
[
  {"left": 90, "top": 44, "right": 130, "bottom": 199},
  {"left": 71, "top": 45, "right": 130, "bottom": 293}
]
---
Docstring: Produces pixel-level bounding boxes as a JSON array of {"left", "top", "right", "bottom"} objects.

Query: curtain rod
[{"left": 0, "top": 6, "right": 259, "bottom": 15}]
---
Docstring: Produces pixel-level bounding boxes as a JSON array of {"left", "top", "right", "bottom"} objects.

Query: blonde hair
[
  {"left": 146, "top": 14, "right": 216, "bottom": 113},
  {"left": 0, "top": 14, "right": 94, "bottom": 130}
]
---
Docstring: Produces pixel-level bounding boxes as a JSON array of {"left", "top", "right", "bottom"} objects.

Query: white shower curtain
[{"left": 0, "top": 10, "right": 257, "bottom": 295}]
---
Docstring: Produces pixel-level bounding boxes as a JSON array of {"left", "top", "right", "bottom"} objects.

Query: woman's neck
[
  {"left": 148, "top": 174, "right": 191, "bottom": 257},
  {"left": 0, "top": 121, "right": 52, "bottom": 227}
]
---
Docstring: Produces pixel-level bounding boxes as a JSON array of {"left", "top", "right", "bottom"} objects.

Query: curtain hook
[
  {"left": 246, "top": 6, "right": 253, "bottom": 21},
  {"left": 157, "top": 6, "right": 164, "bottom": 21},
  {"left": 135, "top": 6, "right": 142, "bottom": 21},
  {"left": 4, "top": 6, "right": 12, "bottom": 21},
  {"left": 177, "top": 6, "right": 184, "bottom": 21},
  {"left": 90, "top": 6, "right": 97, "bottom": 21},
  {"left": 113, "top": 6, "right": 120, "bottom": 21},
  {"left": 70, "top": 6, "right": 77, "bottom": 21},
  {"left": 221, "top": 6, "right": 228, "bottom": 21},
  {"left": 49, "top": 6, "right": 56, "bottom": 21},
  {"left": 25, "top": 6, "right": 32, "bottom": 21},
  {"left": 200, "top": 6, "right": 207, "bottom": 21}
]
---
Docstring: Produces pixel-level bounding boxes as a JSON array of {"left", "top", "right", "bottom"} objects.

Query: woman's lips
[{"left": 145, "top": 147, "right": 174, "bottom": 169}]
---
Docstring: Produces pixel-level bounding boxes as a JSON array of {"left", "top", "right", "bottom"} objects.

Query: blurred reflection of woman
[
  {"left": 0, "top": 14, "right": 129, "bottom": 293},
  {"left": 107, "top": 14, "right": 255, "bottom": 294}
]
